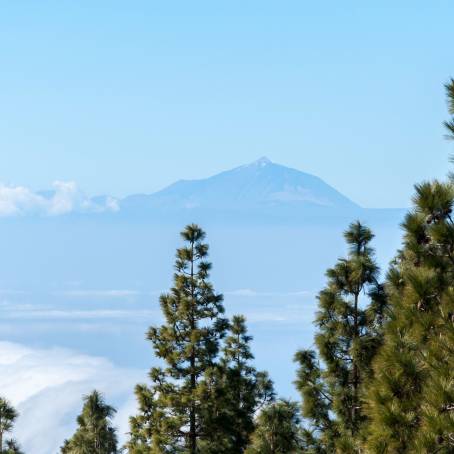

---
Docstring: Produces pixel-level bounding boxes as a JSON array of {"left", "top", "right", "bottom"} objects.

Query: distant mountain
[
  {"left": 121, "top": 157, "right": 360, "bottom": 216},
  {"left": 0, "top": 158, "right": 403, "bottom": 221}
]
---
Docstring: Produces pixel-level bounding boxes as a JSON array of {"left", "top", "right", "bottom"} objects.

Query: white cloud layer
[
  {"left": 0, "top": 341, "right": 143, "bottom": 453},
  {"left": 0, "top": 181, "right": 119, "bottom": 216}
]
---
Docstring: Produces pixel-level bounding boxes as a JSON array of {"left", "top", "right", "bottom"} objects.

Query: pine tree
[
  {"left": 127, "top": 224, "right": 229, "bottom": 453},
  {"left": 294, "top": 222, "right": 386, "bottom": 453},
  {"left": 61, "top": 390, "right": 118, "bottom": 454},
  {"left": 198, "top": 315, "right": 274, "bottom": 453},
  {"left": 366, "top": 181, "right": 454, "bottom": 453},
  {"left": 245, "top": 400, "right": 301, "bottom": 454},
  {"left": 0, "top": 398, "right": 19, "bottom": 454}
]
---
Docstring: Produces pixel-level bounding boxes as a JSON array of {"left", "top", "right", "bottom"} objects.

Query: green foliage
[
  {"left": 444, "top": 78, "right": 454, "bottom": 140},
  {"left": 127, "top": 224, "right": 229, "bottom": 453},
  {"left": 0, "top": 398, "right": 19, "bottom": 454},
  {"left": 294, "top": 221, "right": 386, "bottom": 453},
  {"left": 366, "top": 180, "right": 454, "bottom": 453},
  {"left": 61, "top": 390, "right": 118, "bottom": 454},
  {"left": 294, "top": 350, "right": 335, "bottom": 453},
  {"left": 245, "top": 400, "right": 301, "bottom": 454},
  {"left": 199, "top": 315, "right": 275, "bottom": 453}
]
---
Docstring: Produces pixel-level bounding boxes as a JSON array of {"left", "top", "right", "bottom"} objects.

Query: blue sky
[{"left": 0, "top": 1, "right": 453, "bottom": 207}]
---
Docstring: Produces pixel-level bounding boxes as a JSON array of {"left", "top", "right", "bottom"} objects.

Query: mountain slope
[{"left": 121, "top": 157, "right": 359, "bottom": 214}]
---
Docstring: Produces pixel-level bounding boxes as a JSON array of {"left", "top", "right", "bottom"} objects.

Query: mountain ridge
[{"left": 120, "top": 157, "right": 360, "bottom": 214}]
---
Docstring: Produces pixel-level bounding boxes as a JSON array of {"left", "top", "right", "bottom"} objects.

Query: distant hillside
[{"left": 120, "top": 157, "right": 360, "bottom": 216}]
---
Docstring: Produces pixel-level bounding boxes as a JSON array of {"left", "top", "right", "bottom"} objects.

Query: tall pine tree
[
  {"left": 61, "top": 390, "right": 118, "bottom": 454},
  {"left": 366, "top": 182, "right": 454, "bottom": 452},
  {"left": 294, "top": 222, "right": 386, "bottom": 453},
  {"left": 128, "top": 224, "right": 229, "bottom": 453}
]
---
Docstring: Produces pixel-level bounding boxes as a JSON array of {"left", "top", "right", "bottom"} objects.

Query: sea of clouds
[{"left": 0, "top": 341, "right": 143, "bottom": 453}]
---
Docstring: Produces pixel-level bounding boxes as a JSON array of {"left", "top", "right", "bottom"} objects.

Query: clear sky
[{"left": 0, "top": 1, "right": 453, "bottom": 208}]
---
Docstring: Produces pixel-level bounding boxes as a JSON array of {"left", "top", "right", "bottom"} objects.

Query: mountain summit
[
  {"left": 246, "top": 156, "right": 273, "bottom": 167},
  {"left": 121, "top": 158, "right": 359, "bottom": 214}
]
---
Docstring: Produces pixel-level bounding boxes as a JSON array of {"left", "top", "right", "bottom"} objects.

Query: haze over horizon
[{"left": 0, "top": 157, "right": 409, "bottom": 218}]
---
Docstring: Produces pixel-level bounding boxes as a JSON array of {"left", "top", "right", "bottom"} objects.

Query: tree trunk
[
  {"left": 190, "top": 359, "right": 196, "bottom": 454},
  {"left": 189, "top": 240, "right": 197, "bottom": 454},
  {"left": 352, "top": 290, "right": 359, "bottom": 435}
]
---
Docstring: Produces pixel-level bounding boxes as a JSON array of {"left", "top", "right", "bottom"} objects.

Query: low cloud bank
[
  {"left": 0, "top": 341, "right": 143, "bottom": 453},
  {"left": 0, "top": 181, "right": 119, "bottom": 216}
]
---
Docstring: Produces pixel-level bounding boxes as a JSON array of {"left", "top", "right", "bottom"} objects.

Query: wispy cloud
[
  {"left": 0, "top": 298, "right": 159, "bottom": 321},
  {"left": 0, "top": 341, "right": 144, "bottom": 454},
  {"left": 0, "top": 181, "right": 118, "bottom": 217},
  {"left": 225, "top": 288, "right": 313, "bottom": 297},
  {"left": 1, "top": 308, "right": 159, "bottom": 320},
  {"left": 57, "top": 289, "right": 140, "bottom": 299}
]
